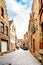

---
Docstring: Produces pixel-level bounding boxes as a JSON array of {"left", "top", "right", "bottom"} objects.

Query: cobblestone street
[{"left": 0, "top": 48, "right": 41, "bottom": 65}]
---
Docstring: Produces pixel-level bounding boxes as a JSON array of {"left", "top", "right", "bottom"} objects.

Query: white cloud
[
  {"left": 5, "top": 0, "right": 32, "bottom": 39},
  {"left": 22, "top": 0, "right": 27, "bottom": 2},
  {"left": 6, "top": 0, "right": 31, "bottom": 14},
  {"left": 6, "top": 0, "right": 22, "bottom": 14}
]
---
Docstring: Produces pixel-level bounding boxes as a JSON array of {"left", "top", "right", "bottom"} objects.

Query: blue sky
[{"left": 5, "top": 0, "right": 33, "bottom": 39}]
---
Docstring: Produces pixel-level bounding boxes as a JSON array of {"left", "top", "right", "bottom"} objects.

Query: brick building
[
  {"left": 29, "top": 0, "right": 43, "bottom": 61},
  {"left": 0, "top": 0, "right": 10, "bottom": 53}
]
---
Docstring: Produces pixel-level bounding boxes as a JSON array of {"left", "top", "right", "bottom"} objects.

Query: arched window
[
  {"left": 5, "top": 26, "right": 8, "bottom": 35},
  {"left": 1, "top": 7, "right": 4, "bottom": 18}
]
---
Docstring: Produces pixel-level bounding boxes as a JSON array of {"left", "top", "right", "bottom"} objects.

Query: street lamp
[
  {"left": 30, "top": 18, "right": 38, "bottom": 34},
  {"left": 31, "top": 25, "right": 38, "bottom": 34}
]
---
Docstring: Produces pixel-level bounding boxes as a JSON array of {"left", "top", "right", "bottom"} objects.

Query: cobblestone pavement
[{"left": 0, "top": 48, "right": 41, "bottom": 65}]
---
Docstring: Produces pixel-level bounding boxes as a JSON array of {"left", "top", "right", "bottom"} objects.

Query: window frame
[
  {"left": 1, "top": 7, "right": 4, "bottom": 18},
  {"left": 0, "top": 22, "right": 4, "bottom": 34},
  {"left": 6, "top": 26, "right": 8, "bottom": 35}
]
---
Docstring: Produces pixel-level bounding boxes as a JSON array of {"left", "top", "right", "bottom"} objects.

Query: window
[
  {"left": 1, "top": 7, "right": 4, "bottom": 18},
  {"left": 6, "top": 26, "right": 8, "bottom": 35},
  {"left": 12, "top": 26, "right": 14, "bottom": 32},
  {"left": 31, "top": 35, "right": 32, "bottom": 48},
  {"left": 41, "top": 0, "right": 43, "bottom": 3},
  {"left": 12, "top": 26, "right": 13, "bottom": 32},
  {"left": 41, "top": 23, "right": 43, "bottom": 32},
  {"left": 33, "top": 39, "right": 35, "bottom": 53},
  {"left": 0, "top": 22, "right": 4, "bottom": 33},
  {"left": 33, "top": 12, "right": 35, "bottom": 19}
]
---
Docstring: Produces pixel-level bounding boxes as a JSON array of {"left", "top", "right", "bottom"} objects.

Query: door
[
  {"left": 33, "top": 39, "right": 35, "bottom": 53},
  {"left": 41, "top": 22, "right": 43, "bottom": 33},
  {"left": 1, "top": 41, "right": 7, "bottom": 52}
]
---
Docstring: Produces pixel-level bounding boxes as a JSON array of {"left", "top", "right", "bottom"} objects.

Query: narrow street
[{"left": 0, "top": 48, "right": 41, "bottom": 65}]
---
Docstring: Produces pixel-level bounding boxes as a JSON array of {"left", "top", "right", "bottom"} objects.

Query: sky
[{"left": 5, "top": 0, "right": 33, "bottom": 39}]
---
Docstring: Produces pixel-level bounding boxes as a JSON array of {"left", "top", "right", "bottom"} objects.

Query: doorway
[
  {"left": 33, "top": 39, "right": 35, "bottom": 53},
  {"left": 41, "top": 22, "right": 43, "bottom": 33}
]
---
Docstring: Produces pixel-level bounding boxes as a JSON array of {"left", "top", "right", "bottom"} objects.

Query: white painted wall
[{"left": 10, "top": 21, "right": 16, "bottom": 45}]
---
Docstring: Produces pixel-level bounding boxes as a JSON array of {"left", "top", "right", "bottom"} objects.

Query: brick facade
[
  {"left": 0, "top": 0, "right": 10, "bottom": 53},
  {"left": 29, "top": 0, "right": 43, "bottom": 61}
]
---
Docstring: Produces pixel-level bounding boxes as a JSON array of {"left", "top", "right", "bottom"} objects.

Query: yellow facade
[
  {"left": 0, "top": 0, "right": 10, "bottom": 53},
  {"left": 29, "top": 0, "right": 43, "bottom": 61},
  {"left": 24, "top": 32, "right": 29, "bottom": 47}
]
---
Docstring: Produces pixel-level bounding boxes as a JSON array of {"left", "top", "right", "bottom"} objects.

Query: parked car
[
  {"left": 20, "top": 45, "right": 28, "bottom": 50},
  {"left": 23, "top": 46, "right": 28, "bottom": 50}
]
